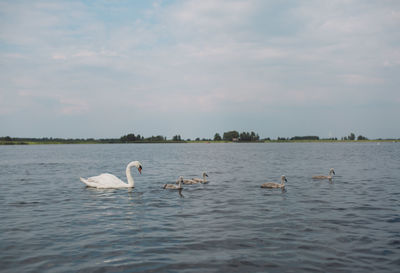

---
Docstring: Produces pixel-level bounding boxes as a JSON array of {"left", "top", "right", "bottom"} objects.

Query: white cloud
[
  {"left": 340, "top": 74, "right": 384, "bottom": 85},
  {"left": 1, "top": 0, "right": 399, "bottom": 138},
  {"left": 59, "top": 98, "right": 89, "bottom": 115},
  {"left": 52, "top": 54, "right": 67, "bottom": 60},
  {"left": 166, "top": 0, "right": 256, "bottom": 28}
]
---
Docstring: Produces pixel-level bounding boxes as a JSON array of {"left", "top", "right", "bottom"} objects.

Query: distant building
[{"left": 232, "top": 138, "right": 239, "bottom": 142}]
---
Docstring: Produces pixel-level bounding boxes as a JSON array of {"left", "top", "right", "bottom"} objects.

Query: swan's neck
[
  {"left": 126, "top": 164, "right": 135, "bottom": 187},
  {"left": 178, "top": 179, "right": 182, "bottom": 188},
  {"left": 281, "top": 178, "right": 285, "bottom": 186},
  {"left": 203, "top": 174, "right": 207, "bottom": 182}
]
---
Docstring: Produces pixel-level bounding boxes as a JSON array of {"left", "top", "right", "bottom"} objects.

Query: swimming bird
[
  {"left": 165, "top": 176, "right": 183, "bottom": 190},
  {"left": 176, "top": 176, "right": 199, "bottom": 185},
  {"left": 80, "top": 161, "right": 142, "bottom": 189},
  {"left": 191, "top": 172, "right": 209, "bottom": 184},
  {"left": 312, "top": 168, "right": 335, "bottom": 180},
  {"left": 261, "top": 175, "right": 287, "bottom": 189}
]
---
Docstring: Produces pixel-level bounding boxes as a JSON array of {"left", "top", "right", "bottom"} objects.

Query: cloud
[
  {"left": 58, "top": 98, "right": 89, "bottom": 115},
  {"left": 52, "top": 54, "right": 68, "bottom": 60},
  {"left": 340, "top": 74, "right": 384, "bottom": 85},
  {"left": 0, "top": 0, "right": 399, "bottom": 138}
]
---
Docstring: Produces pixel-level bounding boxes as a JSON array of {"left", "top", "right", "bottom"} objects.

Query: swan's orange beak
[{"left": 138, "top": 166, "right": 142, "bottom": 174}]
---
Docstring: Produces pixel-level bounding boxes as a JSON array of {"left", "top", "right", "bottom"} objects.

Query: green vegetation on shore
[{"left": 1, "top": 132, "right": 399, "bottom": 145}]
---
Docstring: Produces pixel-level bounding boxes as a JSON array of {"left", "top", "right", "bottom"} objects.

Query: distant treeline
[
  {"left": 0, "top": 136, "right": 121, "bottom": 144},
  {"left": 1, "top": 132, "right": 397, "bottom": 145},
  {"left": 121, "top": 131, "right": 262, "bottom": 142},
  {"left": 0, "top": 135, "right": 170, "bottom": 144},
  {"left": 291, "top": 136, "right": 319, "bottom": 141},
  {"left": 213, "top": 130, "right": 260, "bottom": 142},
  {"left": 120, "top": 133, "right": 167, "bottom": 142}
]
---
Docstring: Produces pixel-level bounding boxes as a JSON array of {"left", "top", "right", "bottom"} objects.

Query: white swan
[
  {"left": 312, "top": 168, "right": 335, "bottom": 180},
  {"left": 164, "top": 176, "right": 183, "bottom": 190},
  {"left": 80, "top": 161, "right": 142, "bottom": 189},
  {"left": 191, "top": 172, "right": 209, "bottom": 184},
  {"left": 261, "top": 175, "right": 287, "bottom": 189}
]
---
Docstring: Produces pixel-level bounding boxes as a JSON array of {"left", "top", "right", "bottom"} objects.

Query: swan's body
[
  {"left": 192, "top": 172, "right": 209, "bottom": 184},
  {"left": 261, "top": 175, "right": 287, "bottom": 189},
  {"left": 80, "top": 161, "right": 142, "bottom": 189},
  {"left": 180, "top": 178, "right": 199, "bottom": 184},
  {"left": 312, "top": 168, "right": 335, "bottom": 180},
  {"left": 165, "top": 176, "right": 183, "bottom": 190},
  {"left": 175, "top": 176, "right": 199, "bottom": 185}
]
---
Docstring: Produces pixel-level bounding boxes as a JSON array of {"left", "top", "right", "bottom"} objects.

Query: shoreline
[{"left": 1, "top": 139, "right": 399, "bottom": 145}]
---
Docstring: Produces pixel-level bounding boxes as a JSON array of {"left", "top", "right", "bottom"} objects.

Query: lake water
[{"left": 0, "top": 143, "right": 399, "bottom": 272}]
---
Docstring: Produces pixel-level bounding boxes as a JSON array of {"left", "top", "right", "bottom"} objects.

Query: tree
[
  {"left": 348, "top": 133, "right": 356, "bottom": 140},
  {"left": 223, "top": 130, "right": 239, "bottom": 141},
  {"left": 214, "top": 133, "right": 222, "bottom": 141},
  {"left": 290, "top": 136, "right": 319, "bottom": 141},
  {"left": 250, "top": 131, "right": 260, "bottom": 141},
  {"left": 240, "top": 132, "right": 250, "bottom": 141},
  {"left": 142, "top": 135, "right": 165, "bottom": 142},
  {"left": 357, "top": 135, "right": 368, "bottom": 140},
  {"left": 1, "top": 136, "right": 12, "bottom": 141},
  {"left": 172, "top": 135, "right": 182, "bottom": 141},
  {"left": 120, "top": 133, "right": 136, "bottom": 142}
]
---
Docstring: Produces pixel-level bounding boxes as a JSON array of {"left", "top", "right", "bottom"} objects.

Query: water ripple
[{"left": 0, "top": 143, "right": 399, "bottom": 272}]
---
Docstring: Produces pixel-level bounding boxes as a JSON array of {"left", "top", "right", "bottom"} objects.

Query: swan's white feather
[
  {"left": 84, "top": 173, "right": 128, "bottom": 188},
  {"left": 80, "top": 161, "right": 142, "bottom": 189}
]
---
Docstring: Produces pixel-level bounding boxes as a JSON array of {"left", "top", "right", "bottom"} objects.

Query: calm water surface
[{"left": 0, "top": 143, "right": 399, "bottom": 272}]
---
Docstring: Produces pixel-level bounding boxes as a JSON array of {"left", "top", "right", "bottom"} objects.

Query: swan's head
[
  {"left": 281, "top": 175, "right": 287, "bottom": 182},
  {"left": 129, "top": 161, "right": 143, "bottom": 174},
  {"left": 203, "top": 172, "right": 208, "bottom": 177},
  {"left": 329, "top": 168, "right": 335, "bottom": 175},
  {"left": 137, "top": 162, "right": 143, "bottom": 174}
]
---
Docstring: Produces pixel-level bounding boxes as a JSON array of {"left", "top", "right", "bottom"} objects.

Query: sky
[{"left": 1, "top": 0, "right": 399, "bottom": 140}]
